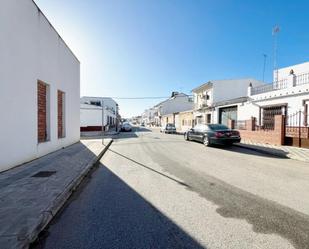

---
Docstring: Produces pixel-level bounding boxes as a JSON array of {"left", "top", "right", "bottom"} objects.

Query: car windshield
[
  {"left": 166, "top": 124, "right": 175, "bottom": 127},
  {"left": 208, "top": 124, "right": 229, "bottom": 130}
]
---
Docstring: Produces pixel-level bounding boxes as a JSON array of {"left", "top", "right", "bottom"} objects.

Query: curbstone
[{"left": 234, "top": 143, "right": 288, "bottom": 159}]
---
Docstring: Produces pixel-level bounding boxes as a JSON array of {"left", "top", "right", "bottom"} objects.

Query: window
[
  {"left": 37, "top": 81, "right": 50, "bottom": 143},
  {"left": 206, "top": 114, "right": 211, "bottom": 124},
  {"left": 90, "top": 101, "right": 101, "bottom": 106},
  {"left": 58, "top": 90, "right": 65, "bottom": 138}
]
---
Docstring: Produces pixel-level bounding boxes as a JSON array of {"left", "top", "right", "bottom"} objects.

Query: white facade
[
  {"left": 157, "top": 92, "right": 194, "bottom": 116},
  {"left": 0, "top": 0, "right": 80, "bottom": 172},
  {"left": 246, "top": 62, "right": 309, "bottom": 125},
  {"left": 80, "top": 97, "right": 119, "bottom": 129},
  {"left": 192, "top": 78, "right": 264, "bottom": 124}
]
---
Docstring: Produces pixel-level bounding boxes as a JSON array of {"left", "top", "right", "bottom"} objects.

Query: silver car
[
  {"left": 160, "top": 123, "right": 176, "bottom": 134},
  {"left": 121, "top": 122, "right": 132, "bottom": 132}
]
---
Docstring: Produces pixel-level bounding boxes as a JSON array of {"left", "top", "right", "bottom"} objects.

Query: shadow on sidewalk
[{"left": 32, "top": 162, "right": 204, "bottom": 249}]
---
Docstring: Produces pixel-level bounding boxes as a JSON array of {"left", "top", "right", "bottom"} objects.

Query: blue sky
[{"left": 35, "top": 0, "right": 309, "bottom": 117}]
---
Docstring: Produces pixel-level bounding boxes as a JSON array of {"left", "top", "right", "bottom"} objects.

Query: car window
[
  {"left": 200, "top": 124, "right": 208, "bottom": 132},
  {"left": 193, "top": 124, "right": 201, "bottom": 132},
  {"left": 208, "top": 124, "right": 229, "bottom": 130}
]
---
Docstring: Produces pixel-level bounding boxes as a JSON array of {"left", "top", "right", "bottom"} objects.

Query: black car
[{"left": 184, "top": 124, "right": 241, "bottom": 146}]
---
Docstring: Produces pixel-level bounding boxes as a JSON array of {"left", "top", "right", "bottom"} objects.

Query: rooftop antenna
[
  {"left": 272, "top": 25, "right": 280, "bottom": 83},
  {"left": 262, "top": 54, "right": 267, "bottom": 82}
]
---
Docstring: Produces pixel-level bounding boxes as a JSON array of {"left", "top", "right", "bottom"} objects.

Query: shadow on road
[
  {"left": 32, "top": 162, "right": 204, "bottom": 249},
  {"left": 108, "top": 148, "right": 190, "bottom": 187},
  {"left": 186, "top": 139, "right": 288, "bottom": 159}
]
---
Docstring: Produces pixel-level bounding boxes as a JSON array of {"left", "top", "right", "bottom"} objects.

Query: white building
[
  {"left": 80, "top": 97, "right": 119, "bottom": 132},
  {"left": 158, "top": 92, "right": 193, "bottom": 116},
  {"left": 245, "top": 62, "right": 309, "bottom": 127},
  {"left": 192, "top": 78, "right": 264, "bottom": 125},
  {"left": 0, "top": 0, "right": 80, "bottom": 172},
  {"left": 141, "top": 107, "right": 159, "bottom": 126}
]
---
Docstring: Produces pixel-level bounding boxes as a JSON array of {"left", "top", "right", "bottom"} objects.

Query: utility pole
[
  {"left": 262, "top": 54, "right": 267, "bottom": 82},
  {"left": 272, "top": 25, "right": 280, "bottom": 83},
  {"left": 101, "top": 100, "right": 104, "bottom": 145}
]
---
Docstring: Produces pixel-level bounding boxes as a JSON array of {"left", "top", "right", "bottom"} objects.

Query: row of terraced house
[{"left": 142, "top": 61, "right": 309, "bottom": 148}]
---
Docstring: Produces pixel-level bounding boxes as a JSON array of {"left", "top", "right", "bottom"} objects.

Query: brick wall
[
  {"left": 57, "top": 90, "right": 64, "bottom": 138},
  {"left": 37, "top": 81, "right": 47, "bottom": 142},
  {"left": 239, "top": 115, "right": 285, "bottom": 145}
]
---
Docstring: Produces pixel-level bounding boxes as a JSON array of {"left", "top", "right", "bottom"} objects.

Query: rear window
[
  {"left": 167, "top": 123, "right": 175, "bottom": 127},
  {"left": 208, "top": 124, "right": 229, "bottom": 130}
]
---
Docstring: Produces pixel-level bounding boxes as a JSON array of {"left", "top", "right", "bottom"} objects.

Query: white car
[
  {"left": 121, "top": 122, "right": 132, "bottom": 132},
  {"left": 160, "top": 123, "right": 176, "bottom": 134}
]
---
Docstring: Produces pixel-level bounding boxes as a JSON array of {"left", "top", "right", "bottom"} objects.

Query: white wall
[
  {"left": 80, "top": 97, "right": 117, "bottom": 124},
  {"left": 160, "top": 94, "right": 194, "bottom": 116},
  {"left": 80, "top": 105, "right": 115, "bottom": 127},
  {"left": 276, "top": 62, "right": 309, "bottom": 81},
  {"left": 0, "top": 0, "right": 80, "bottom": 171},
  {"left": 80, "top": 105, "right": 103, "bottom": 127},
  {"left": 212, "top": 78, "right": 264, "bottom": 103},
  {"left": 239, "top": 83, "right": 309, "bottom": 124}
]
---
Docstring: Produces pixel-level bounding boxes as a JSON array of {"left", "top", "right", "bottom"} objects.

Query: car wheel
[
  {"left": 203, "top": 136, "right": 210, "bottom": 146},
  {"left": 184, "top": 133, "right": 189, "bottom": 141}
]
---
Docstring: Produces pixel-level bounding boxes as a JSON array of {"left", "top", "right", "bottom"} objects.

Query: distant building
[
  {"left": 177, "top": 110, "right": 194, "bottom": 133},
  {"left": 157, "top": 92, "right": 194, "bottom": 127},
  {"left": 0, "top": 0, "right": 80, "bottom": 172},
  {"left": 80, "top": 97, "right": 119, "bottom": 133}
]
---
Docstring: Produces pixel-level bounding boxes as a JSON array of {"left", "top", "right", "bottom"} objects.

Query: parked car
[
  {"left": 184, "top": 124, "right": 241, "bottom": 146},
  {"left": 160, "top": 123, "right": 177, "bottom": 134},
  {"left": 121, "top": 122, "right": 132, "bottom": 132}
]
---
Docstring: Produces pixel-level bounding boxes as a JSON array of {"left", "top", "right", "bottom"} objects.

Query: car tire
[
  {"left": 184, "top": 133, "right": 189, "bottom": 141},
  {"left": 203, "top": 136, "right": 211, "bottom": 147}
]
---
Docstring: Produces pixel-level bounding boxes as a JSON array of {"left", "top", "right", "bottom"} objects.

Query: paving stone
[{"left": 0, "top": 139, "right": 108, "bottom": 249}]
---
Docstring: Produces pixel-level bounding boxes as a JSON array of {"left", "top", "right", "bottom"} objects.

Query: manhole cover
[{"left": 32, "top": 171, "right": 56, "bottom": 178}]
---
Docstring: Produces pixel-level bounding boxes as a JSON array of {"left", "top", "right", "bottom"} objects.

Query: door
[
  {"left": 219, "top": 106, "right": 238, "bottom": 126},
  {"left": 190, "top": 124, "right": 201, "bottom": 141}
]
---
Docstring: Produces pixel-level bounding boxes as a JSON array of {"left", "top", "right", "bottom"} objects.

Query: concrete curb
[
  {"left": 234, "top": 143, "right": 288, "bottom": 159},
  {"left": 25, "top": 139, "right": 114, "bottom": 248}
]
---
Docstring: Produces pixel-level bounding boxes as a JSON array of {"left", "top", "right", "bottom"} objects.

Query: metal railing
[
  {"left": 251, "top": 78, "right": 288, "bottom": 95},
  {"left": 251, "top": 72, "right": 309, "bottom": 96},
  {"left": 295, "top": 72, "right": 309, "bottom": 86}
]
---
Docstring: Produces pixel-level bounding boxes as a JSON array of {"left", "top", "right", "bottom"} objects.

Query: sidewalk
[
  {"left": 0, "top": 139, "right": 112, "bottom": 249},
  {"left": 235, "top": 141, "right": 309, "bottom": 162}
]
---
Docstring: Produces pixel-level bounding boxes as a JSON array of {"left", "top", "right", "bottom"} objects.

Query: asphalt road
[{"left": 33, "top": 127, "right": 309, "bottom": 249}]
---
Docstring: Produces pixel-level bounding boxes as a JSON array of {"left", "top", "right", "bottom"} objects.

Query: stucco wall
[
  {"left": 212, "top": 79, "right": 264, "bottom": 103},
  {"left": 248, "top": 83, "right": 309, "bottom": 123},
  {"left": 160, "top": 94, "right": 193, "bottom": 116},
  {"left": 276, "top": 62, "right": 309, "bottom": 81},
  {"left": 0, "top": 0, "right": 80, "bottom": 171}
]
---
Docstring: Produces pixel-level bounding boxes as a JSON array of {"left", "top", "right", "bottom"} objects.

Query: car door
[
  {"left": 189, "top": 124, "right": 200, "bottom": 141},
  {"left": 195, "top": 124, "right": 207, "bottom": 142}
]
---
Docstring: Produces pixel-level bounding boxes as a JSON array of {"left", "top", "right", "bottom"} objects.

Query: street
[{"left": 34, "top": 127, "right": 309, "bottom": 249}]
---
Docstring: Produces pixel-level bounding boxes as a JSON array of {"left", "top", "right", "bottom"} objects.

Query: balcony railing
[
  {"left": 251, "top": 78, "right": 288, "bottom": 95},
  {"left": 295, "top": 72, "right": 309, "bottom": 86},
  {"left": 251, "top": 72, "right": 309, "bottom": 96}
]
